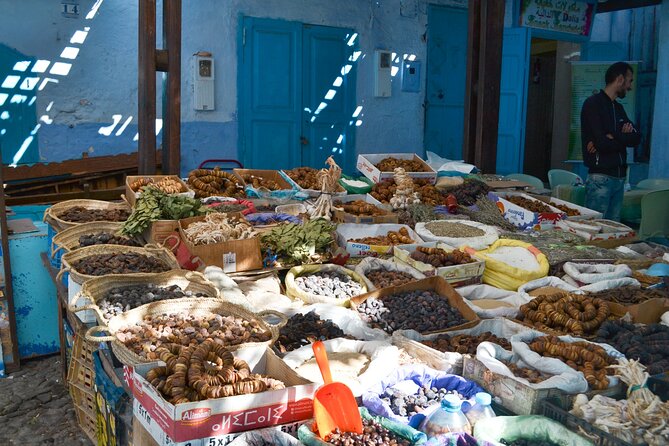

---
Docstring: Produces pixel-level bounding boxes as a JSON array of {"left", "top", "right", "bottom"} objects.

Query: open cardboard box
[
  {"left": 394, "top": 242, "right": 485, "bottom": 287},
  {"left": 332, "top": 194, "right": 398, "bottom": 224},
  {"left": 491, "top": 191, "right": 565, "bottom": 230},
  {"left": 350, "top": 276, "right": 480, "bottom": 335},
  {"left": 336, "top": 223, "right": 423, "bottom": 257},
  {"left": 125, "top": 175, "right": 193, "bottom": 207},
  {"left": 233, "top": 169, "right": 295, "bottom": 191},
  {"left": 531, "top": 195, "right": 603, "bottom": 221},
  {"left": 356, "top": 153, "right": 437, "bottom": 183}
]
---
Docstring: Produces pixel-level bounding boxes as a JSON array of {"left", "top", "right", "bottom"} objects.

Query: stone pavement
[{"left": 0, "top": 355, "right": 91, "bottom": 445}]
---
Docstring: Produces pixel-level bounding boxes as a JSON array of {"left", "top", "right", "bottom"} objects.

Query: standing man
[{"left": 581, "top": 62, "right": 641, "bottom": 221}]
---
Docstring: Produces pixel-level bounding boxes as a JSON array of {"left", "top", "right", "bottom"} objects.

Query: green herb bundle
[{"left": 260, "top": 219, "right": 335, "bottom": 264}]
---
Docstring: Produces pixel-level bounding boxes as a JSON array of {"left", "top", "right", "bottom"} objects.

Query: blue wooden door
[
  {"left": 424, "top": 5, "right": 468, "bottom": 160},
  {"left": 239, "top": 17, "right": 302, "bottom": 170},
  {"left": 302, "top": 25, "right": 357, "bottom": 173},
  {"left": 496, "top": 28, "right": 531, "bottom": 175}
]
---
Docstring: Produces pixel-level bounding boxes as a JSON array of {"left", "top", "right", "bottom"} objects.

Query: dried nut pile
[
  {"left": 115, "top": 312, "right": 272, "bottom": 359},
  {"left": 553, "top": 203, "right": 581, "bottom": 216},
  {"left": 183, "top": 213, "right": 257, "bottom": 245},
  {"left": 357, "top": 290, "right": 467, "bottom": 334},
  {"left": 375, "top": 157, "right": 429, "bottom": 172},
  {"left": 423, "top": 221, "right": 485, "bottom": 238},
  {"left": 334, "top": 200, "right": 387, "bottom": 216},
  {"left": 583, "top": 286, "right": 669, "bottom": 305},
  {"left": 275, "top": 311, "right": 347, "bottom": 354},
  {"left": 382, "top": 386, "right": 465, "bottom": 418},
  {"left": 366, "top": 270, "right": 416, "bottom": 288},
  {"left": 294, "top": 272, "right": 364, "bottom": 300},
  {"left": 284, "top": 167, "right": 321, "bottom": 189},
  {"left": 145, "top": 340, "right": 284, "bottom": 404},
  {"left": 502, "top": 360, "right": 554, "bottom": 384},
  {"left": 350, "top": 227, "right": 414, "bottom": 245},
  {"left": 528, "top": 335, "right": 614, "bottom": 390},
  {"left": 440, "top": 179, "right": 491, "bottom": 206},
  {"left": 58, "top": 206, "right": 130, "bottom": 223},
  {"left": 241, "top": 173, "right": 283, "bottom": 190},
  {"left": 501, "top": 439, "right": 560, "bottom": 446},
  {"left": 325, "top": 418, "right": 411, "bottom": 446},
  {"left": 372, "top": 179, "right": 443, "bottom": 206},
  {"left": 72, "top": 253, "right": 171, "bottom": 276},
  {"left": 422, "top": 332, "right": 511, "bottom": 355},
  {"left": 187, "top": 168, "right": 246, "bottom": 198},
  {"left": 99, "top": 284, "right": 208, "bottom": 320},
  {"left": 410, "top": 247, "right": 474, "bottom": 267},
  {"left": 596, "top": 320, "right": 669, "bottom": 374},
  {"left": 507, "top": 196, "right": 553, "bottom": 213},
  {"left": 519, "top": 294, "right": 611, "bottom": 336},
  {"left": 78, "top": 232, "right": 141, "bottom": 248},
  {"left": 130, "top": 177, "right": 186, "bottom": 194}
]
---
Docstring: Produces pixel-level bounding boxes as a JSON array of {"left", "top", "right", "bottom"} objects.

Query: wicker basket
[
  {"left": 58, "top": 244, "right": 181, "bottom": 285},
  {"left": 69, "top": 270, "right": 220, "bottom": 325},
  {"left": 51, "top": 221, "right": 145, "bottom": 260},
  {"left": 84, "top": 298, "right": 285, "bottom": 366},
  {"left": 44, "top": 199, "right": 131, "bottom": 232}
]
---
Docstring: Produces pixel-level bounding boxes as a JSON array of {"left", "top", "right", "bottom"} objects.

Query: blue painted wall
[{"left": 650, "top": 0, "right": 669, "bottom": 179}]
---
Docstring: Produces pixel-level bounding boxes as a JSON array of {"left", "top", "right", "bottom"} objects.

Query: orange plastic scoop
[{"left": 312, "top": 341, "right": 363, "bottom": 440}]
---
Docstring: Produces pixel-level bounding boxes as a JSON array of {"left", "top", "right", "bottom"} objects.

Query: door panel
[
  {"left": 424, "top": 5, "right": 468, "bottom": 160},
  {"left": 496, "top": 28, "right": 531, "bottom": 175}
]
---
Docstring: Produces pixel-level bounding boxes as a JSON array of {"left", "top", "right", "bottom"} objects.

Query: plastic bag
[
  {"left": 298, "top": 407, "right": 427, "bottom": 446},
  {"left": 563, "top": 262, "right": 632, "bottom": 285},
  {"left": 203, "top": 266, "right": 256, "bottom": 311},
  {"left": 227, "top": 428, "right": 302, "bottom": 446},
  {"left": 362, "top": 364, "right": 484, "bottom": 428},
  {"left": 473, "top": 240, "right": 549, "bottom": 291},
  {"left": 426, "top": 151, "right": 477, "bottom": 174},
  {"left": 281, "top": 338, "right": 399, "bottom": 396},
  {"left": 578, "top": 277, "right": 641, "bottom": 293},
  {"left": 415, "top": 220, "right": 499, "bottom": 250},
  {"left": 285, "top": 264, "right": 368, "bottom": 306},
  {"left": 354, "top": 257, "right": 427, "bottom": 290},
  {"left": 473, "top": 415, "right": 594, "bottom": 446},
  {"left": 517, "top": 276, "right": 578, "bottom": 302},
  {"left": 456, "top": 284, "right": 529, "bottom": 319}
]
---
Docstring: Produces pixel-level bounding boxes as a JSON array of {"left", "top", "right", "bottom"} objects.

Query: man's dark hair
[{"left": 605, "top": 62, "right": 633, "bottom": 85}]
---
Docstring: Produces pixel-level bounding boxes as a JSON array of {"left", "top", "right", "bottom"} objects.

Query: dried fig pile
[
  {"left": 130, "top": 177, "right": 186, "bottom": 194},
  {"left": 375, "top": 157, "right": 430, "bottom": 172},
  {"left": 72, "top": 253, "right": 171, "bottom": 275},
  {"left": 325, "top": 418, "right": 411, "bottom": 446},
  {"left": 240, "top": 173, "right": 283, "bottom": 190},
  {"left": 350, "top": 227, "right": 414, "bottom": 245},
  {"left": 422, "top": 332, "right": 511, "bottom": 355},
  {"left": 78, "top": 232, "right": 141, "bottom": 248},
  {"left": 188, "top": 168, "right": 246, "bottom": 198},
  {"left": 519, "top": 294, "right": 611, "bottom": 336},
  {"left": 501, "top": 360, "right": 554, "bottom": 384},
  {"left": 58, "top": 206, "right": 130, "bottom": 223},
  {"left": 365, "top": 270, "right": 417, "bottom": 288},
  {"left": 371, "top": 179, "right": 443, "bottom": 206},
  {"left": 99, "top": 284, "right": 208, "bottom": 320},
  {"left": 410, "top": 247, "right": 474, "bottom": 267},
  {"left": 275, "top": 311, "right": 347, "bottom": 354}
]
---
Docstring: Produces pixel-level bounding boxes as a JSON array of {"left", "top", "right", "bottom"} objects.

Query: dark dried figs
[
  {"left": 275, "top": 311, "right": 347, "bottom": 354},
  {"left": 325, "top": 418, "right": 411, "bottom": 446},
  {"left": 78, "top": 232, "right": 142, "bottom": 248},
  {"left": 72, "top": 253, "right": 171, "bottom": 276},
  {"left": 58, "top": 206, "right": 130, "bottom": 223}
]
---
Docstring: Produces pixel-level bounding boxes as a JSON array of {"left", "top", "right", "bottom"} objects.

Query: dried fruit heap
[
  {"left": 240, "top": 173, "right": 283, "bottom": 190},
  {"left": 58, "top": 206, "right": 130, "bottom": 223},
  {"left": 520, "top": 293, "right": 611, "bottom": 336},
  {"left": 410, "top": 247, "right": 474, "bottom": 267},
  {"left": 375, "top": 157, "right": 430, "bottom": 173},
  {"left": 350, "top": 227, "right": 414, "bottom": 245},
  {"left": 335, "top": 199, "right": 387, "bottom": 216},
  {"left": 275, "top": 311, "right": 347, "bottom": 354},
  {"left": 422, "top": 332, "right": 511, "bottom": 355},
  {"left": 78, "top": 232, "right": 141, "bottom": 248},
  {"left": 188, "top": 168, "right": 246, "bottom": 198},
  {"left": 325, "top": 418, "right": 411, "bottom": 446},
  {"left": 72, "top": 253, "right": 170, "bottom": 275}
]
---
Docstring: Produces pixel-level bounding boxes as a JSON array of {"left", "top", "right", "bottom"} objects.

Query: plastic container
[
  {"left": 420, "top": 394, "right": 472, "bottom": 437},
  {"left": 465, "top": 392, "right": 495, "bottom": 427},
  {"left": 339, "top": 174, "right": 374, "bottom": 194}
]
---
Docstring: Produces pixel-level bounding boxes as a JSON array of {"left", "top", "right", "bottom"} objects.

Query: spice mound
[
  {"left": 183, "top": 213, "right": 257, "bottom": 245},
  {"left": 78, "top": 232, "right": 141, "bottom": 248},
  {"left": 507, "top": 195, "right": 554, "bottom": 213},
  {"left": 375, "top": 157, "right": 429, "bottom": 173},
  {"left": 294, "top": 272, "right": 364, "bottom": 300},
  {"left": 422, "top": 332, "right": 511, "bottom": 355},
  {"left": 382, "top": 386, "right": 465, "bottom": 418},
  {"left": 502, "top": 360, "right": 554, "bottom": 384},
  {"left": 366, "top": 270, "right": 417, "bottom": 288},
  {"left": 115, "top": 312, "right": 272, "bottom": 360},
  {"left": 99, "top": 284, "right": 208, "bottom": 320},
  {"left": 72, "top": 253, "right": 170, "bottom": 275},
  {"left": 275, "top": 311, "right": 347, "bottom": 354},
  {"left": 357, "top": 290, "right": 467, "bottom": 334},
  {"left": 424, "top": 221, "right": 485, "bottom": 238},
  {"left": 350, "top": 227, "right": 414, "bottom": 245},
  {"left": 145, "top": 340, "right": 284, "bottom": 404},
  {"left": 58, "top": 206, "right": 130, "bottom": 223},
  {"left": 519, "top": 293, "right": 611, "bottom": 336},
  {"left": 410, "top": 247, "right": 474, "bottom": 267},
  {"left": 325, "top": 418, "right": 411, "bottom": 446}
]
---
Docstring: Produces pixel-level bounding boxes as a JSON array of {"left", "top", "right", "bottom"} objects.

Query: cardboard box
[
  {"left": 491, "top": 192, "right": 565, "bottom": 230},
  {"left": 538, "top": 196, "right": 603, "bottom": 221},
  {"left": 556, "top": 219, "right": 636, "bottom": 244},
  {"left": 279, "top": 170, "right": 347, "bottom": 198},
  {"left": 179, "top": 215, "right": 263, "bottom": 272},
  {"left": 336, "top": 223, "right": 423, "bottom": 257},
  {"left": 332, "top": 194, "right": 398, "bottom": 224},
  {"left": 349, "top": 276, "right": 480, "bottom": 335},
  {"left": 356, "top": 153, "right": 437, "bottom": 183},
  {"left": 232, "top": 169, "right": 294, "bottom": 191},
  {"left": 618, "top": 298, "right": 669, "bottom": 324},
  {"left": 126, "top": 175, "right": 193, "bottom": 207},
  {"left": 393, "top": 242, "right": 485, "bottom": 287},
  {"left": 143, "top": 220, "right": 180, "bottom": 245},
  {"left": 132, "top": 346, "right": 317, "bottom": 443}
]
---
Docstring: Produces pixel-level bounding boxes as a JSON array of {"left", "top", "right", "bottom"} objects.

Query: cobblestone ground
[{"left": 0, "top": 355, "right": 91, "bottom": 445}]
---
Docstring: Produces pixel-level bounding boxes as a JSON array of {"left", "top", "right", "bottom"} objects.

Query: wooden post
[
  {"left": 462, "top": 0, "right": 481, "bottom": 165},
  {"left": 162, "top": 0, "right": 182, "bottom": 175},
  {"left": 138, "top": 0, "right": 157, "bottom": 175}
]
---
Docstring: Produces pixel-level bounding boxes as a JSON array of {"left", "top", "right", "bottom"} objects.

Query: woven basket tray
[
  {"left": 58, "top": 244, "right": 181, "bottom": 285},
  {"left": 44, "top": 199, "right": 131, "bottom": 232},
  {"left": 68, "top": 270, "right": 220, "bottom": 325},
  {"left": 51, "top": 221, "right": 145, "bottom": 259},
  {"left": 84, "top": 297, "right": 284, "bottom": 366}
]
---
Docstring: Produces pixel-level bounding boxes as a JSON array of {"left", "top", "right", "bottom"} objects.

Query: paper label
[{"left": 222, "top": 252, "right": 236, "bottom": 273}]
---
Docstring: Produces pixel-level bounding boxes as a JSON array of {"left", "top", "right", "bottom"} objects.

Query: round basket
[
  {"left": 44, "top": 199, "right": 131, "bottom": 232},
  {"left": 285, "top": 264, "right": 368, "bottom": 307},
  {"left": 51, "top": 221, "right": 144, "bottom": 260},
  {"left": 58, "top": 244, "right": 181, "bottom": 285},
  {"left": 84, "top": 297, "right": 285, "bottom": 366},
  {"left": 68, "top": 270, "right": 220, "bottom": 325}
]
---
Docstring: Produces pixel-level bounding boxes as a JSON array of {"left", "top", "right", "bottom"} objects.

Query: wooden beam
[
  {"left": 138, "top": 0, "right": 157, "bottom": 174},
  {"left": 597, "top": 0, "right": 661, "bottom": 13},
  {"left": 162, "top": 0, "right": 182, "bottom": 175},
  {"left": 463, "top": 0, "right": 482, "bottom": 165},
  {"left": 5, "top": 187, "right": 125, "bottom": 206},
  {"left": 0, "top": 165, "right": 20, "bottom": 371}
]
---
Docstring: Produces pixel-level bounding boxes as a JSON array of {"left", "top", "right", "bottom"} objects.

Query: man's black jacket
[{"left": 580, "top": 90, "right": 641, "bottom": 178}]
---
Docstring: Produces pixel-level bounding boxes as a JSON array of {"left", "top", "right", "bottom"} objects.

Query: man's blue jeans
[{"left": 585, "top": 173, "right": 625, "bottom": 221}]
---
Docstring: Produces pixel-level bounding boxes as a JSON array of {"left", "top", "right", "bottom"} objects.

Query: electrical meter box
[
  {"left": 193, "top": 55, "right": 215, "bottom": 110},
  {"left": 374, "top": 50, "right": 392, "bottom": 97}
]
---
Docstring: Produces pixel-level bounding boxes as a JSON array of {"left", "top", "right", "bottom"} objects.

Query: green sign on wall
[{"left": 520, "top": 0, "right": 595, "bottom": 36}]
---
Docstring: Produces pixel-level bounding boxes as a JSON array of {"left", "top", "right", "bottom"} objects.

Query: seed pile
[
  {"left": 275, "top": 311, "right": 347, "bottom": 354},
  {"left": 502, "top": 360, "right": 554, "bottom": 384},
  {"left": 99, "top": 284, "right": 208, "bottom": 320},
  {"left": 240, "top": 173, "right": 283, "bottom": 190},
  {"left": 183, "top": 213, "right": 257, "bottom": 245},
  {"left": 422, "top": 332, "right": 511, "bottom": 355},
  {"left": 357, "top": 290, "right": 467, "bottom": 334},
  {"left": 58, "top": 206, "right": 130, "bottom": 223},
  {"left": 583, "top": 286, "right": 669, "bottom": 305},
  {"left": 381, "top": 386, "right": 465, "bottom": 418},
  {"left": 115, "top": 312, "right": 272, "bottom": 360},
  {"left": 366, "top": 270, "right": 417, "bottom": 288},
  {"left": 350, "top": 227, "right": 414, "bottom": 245},
  {"left": 410, "top": 247, "right": 474, "bottom": 267},
  {"left": 78, "top": 232, "right": 141, "bottom": 248},
  {"left": 72, "top": 253, "right": 171, "bottom": 276},
  {"left": 424, "top": 221, "right": 485, "bottom": 238},
  {"left": 519, "top": 294, "right": 611, "bottom": 336},
  {"left": 294, "top": 272, "right": 364, "bottom": 300},
  {"left": 376, "top": 157, "right": 430, "bottom": 173},
  {"left": 507, "top": 196, "right": 553, "bottom": 213},
  {"left": 501, "top": 440, "right": 560, "bottom": 446},
  {"left": 596, "top": 320, "right": 669, "bottom": 374},
  {"left": 324, "top": 419, "right": 411, "bottom": 446},
  {"left": 188, "top": 168, "right": 246, "bottom": 198}
]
